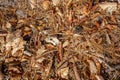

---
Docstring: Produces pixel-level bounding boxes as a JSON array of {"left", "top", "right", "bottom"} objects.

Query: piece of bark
[{"left": 58, "top": 42, "right": 63, "bottom": 61}]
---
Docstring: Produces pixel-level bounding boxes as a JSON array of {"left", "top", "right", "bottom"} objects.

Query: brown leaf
[
  {"left": 57, "top": 67, "right": 69, "bottom": 79},
  {"left": 87, "top": 60, "right": 97, "bottom": 74},
  {"left": 42, "top": 1, "right": 50, "bottom": 10},
  {"left": 29, "top": 0, "right": 36, "bottom": 9},
  {"left": 63, "top": 40, "right": 69, "bottom": 48},
  {"left": 99, "top": 2, "right": 117, "bottom": 14},
  {"left": 52, "top": 0, "right": 60, "bottom": 6}
]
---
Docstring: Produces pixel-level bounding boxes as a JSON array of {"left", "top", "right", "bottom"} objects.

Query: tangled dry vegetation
[{"left": 0, "top": 0, "right": 120, "bottom": 80}]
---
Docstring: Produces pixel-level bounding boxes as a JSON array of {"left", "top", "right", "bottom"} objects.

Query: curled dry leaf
[
  {"left": 45, "top": 37, "right": 59, "bottom": 46},
  {"left": 63, "top": 40, "right": 69, "bottom": 48},
  {"left": 99, "top": 2, "right": 117, "bottom": 14},
  {"left": 0, "top": 0, "right": 120, "bottom": 80},
  {"left": 57, "top": 67, "right": 69, "bottom": 79},
  {"left": 42, "top": 1, "right": 50, "bottom": 10},
  {"left": 5, "top": 37, "right": 25, "bottom": 56}
]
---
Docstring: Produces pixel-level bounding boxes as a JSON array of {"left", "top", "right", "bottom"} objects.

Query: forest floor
[{"left": 0, "top": 0, "right": 120, "bottom": 80}]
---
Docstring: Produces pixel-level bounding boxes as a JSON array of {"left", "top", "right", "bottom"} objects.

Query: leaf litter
[{"left": 0, "top": 0, "right": 120, "bottom": 80}]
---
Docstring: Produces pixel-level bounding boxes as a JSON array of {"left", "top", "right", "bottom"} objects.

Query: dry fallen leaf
[
  {"left": 29, "top": 0, "right": 36, "bottom": 9},
  {"left": 6, "top": 22, "right": 11, "bottom": 29},
  {"left": 36, "top": 57, "right": 45, "bottom": 63},
  {"left": 45, "top": 44, "right": 55, "bottom": 50},
  {"left": 88, "top": 60, "right": 97, "bottom": 74},
  {"left": 52, "top": 0, "right": 60, "bottom": 6},
  {"left": 63, "top": 40, "right": 69, "bottom": 48},
  {"left": 45, "top": 37, "right": 59, "bottom": 46},
  {"left": 99, "top": 2, "right": 117, "bottom": 14},
  {"left": 36, "top": 47, "right": 46, "bottom": 56},
  {"left": 0, "top": 0, "right": 120, "bottom": 80},
  {"left": 57, "top": 67, "right": 69, "bottom": 79},
  {"left": 24, "top": 50, "right": 32, "bottom": 57},
  {"left": 11, "top": 38, "right": 25, "bottom": 56},
  {"left": 105, "top": 32, "right": 111, "bottom": 44},
  {"left": 42, "top": 1, "right": 50, "bottom": 10}
]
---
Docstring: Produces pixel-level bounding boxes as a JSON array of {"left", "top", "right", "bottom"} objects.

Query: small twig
[
  {"left": 73, "top": 57, "right": 81, "bottom": 80},
  {"left": 57, "top": 42, "right": 63, "bottom": 61},
  {"left": 66, "top": 0, "right": 72, "bottom": 8},
  {"left": 105, "top": 32, "right": 111, "bottom": 45},
  {"left": 77, "top": 16, "right": 88, "bottom": 25},
  {"left": 44, "top": 57, "right": 53, "bottom": 80},
  {"left": 56, "top": 49, "right": 79, "bottom": 70},
  {"left": 36, "top": 50, "right": 57, "bottom": 59}
]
